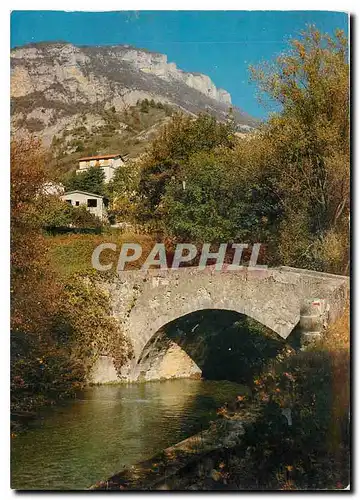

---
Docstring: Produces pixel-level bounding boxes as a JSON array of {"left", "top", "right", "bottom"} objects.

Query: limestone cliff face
[
  {"left": 11, "top": 42, "right": 256, "bottom": 143},
  {"left": 105, "top": 46, "right": 231, "bottom": 104}
]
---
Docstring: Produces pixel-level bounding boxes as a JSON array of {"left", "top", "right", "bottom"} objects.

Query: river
[{"left": 11, "top": 379, "right": 247, "bottom": 490}]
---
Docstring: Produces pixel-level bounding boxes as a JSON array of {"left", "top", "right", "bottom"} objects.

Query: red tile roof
[{"left": 78, "top": 154, "right": 122, "bottom": 161}]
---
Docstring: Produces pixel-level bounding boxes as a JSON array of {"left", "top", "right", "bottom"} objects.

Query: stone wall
[
  {"left": 89, "top": 266, "right": 349, "bottom": 384},
  {"left": 135, "top": 330, "right": 202, "bottom": 382}
]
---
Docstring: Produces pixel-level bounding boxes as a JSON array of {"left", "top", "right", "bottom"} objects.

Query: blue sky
[{"left": 10, "top": 11, "right": 348, "bottom": 118}]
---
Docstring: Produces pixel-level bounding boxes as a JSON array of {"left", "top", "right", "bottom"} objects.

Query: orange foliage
[{"left": 11, "top": 137, "right": 61, "bottom": 337}]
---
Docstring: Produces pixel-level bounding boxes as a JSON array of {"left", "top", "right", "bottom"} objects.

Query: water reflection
[{"left": 11, "top": 379, "right": 246, "bottom": 490}]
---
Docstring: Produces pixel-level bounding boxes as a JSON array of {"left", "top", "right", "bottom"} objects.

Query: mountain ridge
[{"left": 11, "top": 41, "right": 258, "bottom": 149}]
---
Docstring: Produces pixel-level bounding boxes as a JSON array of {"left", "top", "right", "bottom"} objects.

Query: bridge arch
[
  {"left": 134, "top": 307, "right": 288, "bottom": 384},
  {"left": 99, "top": 266, "right": 348, "bottom": 382}
]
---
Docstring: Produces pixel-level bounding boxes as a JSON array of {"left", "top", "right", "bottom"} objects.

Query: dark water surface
[{"left": 11, "top": 379, "right": 246, "bottom": 490}]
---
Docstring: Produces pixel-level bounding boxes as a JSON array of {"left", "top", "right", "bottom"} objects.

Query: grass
[{"left": 46, "top": 230, "right": 156, "bottom": 277}]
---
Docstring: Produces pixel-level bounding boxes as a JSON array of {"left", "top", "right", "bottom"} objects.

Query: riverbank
[{"left": 91, "top": 406, "right": 261, "bottom": 491}]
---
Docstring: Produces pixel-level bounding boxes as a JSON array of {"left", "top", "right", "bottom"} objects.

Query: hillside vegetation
[{"left": 49, "top": 99, "right": 174, "bottom": 178}]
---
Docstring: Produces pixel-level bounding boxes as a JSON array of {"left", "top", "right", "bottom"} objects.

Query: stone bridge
[{"left": 92, "top": 265, "right": 349, "bottom": 382}]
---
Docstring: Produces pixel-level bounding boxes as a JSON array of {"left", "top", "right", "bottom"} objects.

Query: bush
[
  {"left": 38, "top": 195, "right": 103, "bottom": 230},
  {"left": 11, "top": 331, "right": 85, "bottom": 417},
  {"left": 52, "top": 274, "right": 133, "bottom": 375},
  {"left": 217, "top": 302, "right": 350, "bottom": 490}
]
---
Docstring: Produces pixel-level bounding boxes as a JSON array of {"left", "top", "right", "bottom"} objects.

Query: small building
[
  {"left": 61, "top": 190, "right": 107, "bottom": 220},
  {"left": 76, "top": 154, "right": 125, "bottom": 183}
]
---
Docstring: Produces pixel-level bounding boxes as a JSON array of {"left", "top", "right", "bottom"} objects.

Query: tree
[
  {"left": 161, "top": 138, "right": 283, "bottom": 248},
  {"left": 11, "top": 137, "right": 59, "bottom": 336},
  {"left": 107, "top": 161, "right": 140, "bottom": 223},
  {"left": 250, "top": 26, "right": 349, "bottom": 273},
  {"left": 38, "top": 196, "right": 74, "bottom": 229},
  {"left": 10, "top": 138, "right": 79, "bottom": 415},
  {"left": 64, "top": 166, "right": 106, "bottom": 196},
  {"left": 11, "top": 139, "right": 128, "bottom": 417},
  {"left": 163, "top": 151, "right": 235, "bottom": 242},
  {"left": 137, "top": 112, "right": 236, "bottom": 223},
  {"left": 140, "top": 98, "right": 150, "bottom": 113}
]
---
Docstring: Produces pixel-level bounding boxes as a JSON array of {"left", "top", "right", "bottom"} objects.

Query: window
[
  {"left": 87, "top": 199, "right": 98, "bottom": 208},
  {"left": 75, "top": 201, "right": 80, "bottom": 206},
  {"left": 65, "top": 199, "right": 72, "bottom": 205}
]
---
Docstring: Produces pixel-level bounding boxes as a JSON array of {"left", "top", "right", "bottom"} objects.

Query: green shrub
[{"left": 38, "top": 195, "right": 103, "bottom": 230}]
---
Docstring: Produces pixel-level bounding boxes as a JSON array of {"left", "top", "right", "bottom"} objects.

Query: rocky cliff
[{"left": 11, "top": 42, "right": 257, "bottom": 145}]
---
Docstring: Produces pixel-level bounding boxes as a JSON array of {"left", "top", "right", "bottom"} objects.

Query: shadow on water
[{"left": 139, "top": 309, "right": 288, "bottom": 385}]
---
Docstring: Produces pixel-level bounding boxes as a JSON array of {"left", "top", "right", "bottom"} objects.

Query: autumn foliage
[
  {"left": 11, "top": 137, "right": 60, "bottom": 337},
  {"left": 129, "top": 27, "right": 349, "bottom": 274},
  {"left": 11, "top": 138, "right": 131, "bottom": 418}
]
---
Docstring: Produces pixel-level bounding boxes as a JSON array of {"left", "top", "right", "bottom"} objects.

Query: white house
[
  {"left": 61, "top": 190, "right": 107, "bottom": 220},
  {"left": 76, "top": 154, "right": 125, "bottom": 183}
]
